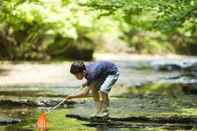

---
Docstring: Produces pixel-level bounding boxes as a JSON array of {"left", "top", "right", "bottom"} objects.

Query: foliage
[
  {"left": 83, "top": 0, "right": 197, "bottom": 33},
  {"left": 0, "top": 0, "right": 197, "bottom": 59},
  {"left": 0, "top": 0, "right": 95, "bottom": 60},
  {"left": 83, "top": 0, "right": 197, "bottom": 54},
  {"left": 121, "top": 31, "right": 174, "bottom": 54}
]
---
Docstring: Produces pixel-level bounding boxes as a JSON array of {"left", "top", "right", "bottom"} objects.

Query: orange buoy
[{"left": 36, "top": 112, "right": 48, "bottom": 129}]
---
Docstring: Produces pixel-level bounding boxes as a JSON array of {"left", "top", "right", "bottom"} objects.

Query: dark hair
[{"left": 70, "top": 61, "right": 86, "bottom": 74}]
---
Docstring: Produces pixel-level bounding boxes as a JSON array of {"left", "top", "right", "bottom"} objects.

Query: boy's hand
[{"left": 64, "top": 96, "right": 72, "bottom": 101}]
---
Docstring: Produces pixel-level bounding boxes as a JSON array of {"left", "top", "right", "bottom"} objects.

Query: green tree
[
  {"left": 83, "top": 0, "right": 197, "bottom": 54},
  {"left": 0, "top": 0, "right": 95, "bottom": 60}
]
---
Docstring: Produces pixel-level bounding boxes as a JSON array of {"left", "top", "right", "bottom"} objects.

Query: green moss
[
  {"left": 46, "top": 109, "right": 95, "bottom": 131},
  {"left": 7, "top": 109, "right": 95, "bottom": 131},
  {"left": 128, "top": 83, "right": 184, "bottom": 96},
  {"left": 179, "top": 108, "right": 197, "bottom": 116}
]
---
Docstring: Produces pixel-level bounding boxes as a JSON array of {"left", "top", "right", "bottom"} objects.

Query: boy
[{"left": 65, "top": 61, "right": 119, "bottom": 117}]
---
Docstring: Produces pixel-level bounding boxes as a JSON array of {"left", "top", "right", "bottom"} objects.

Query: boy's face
[{"left": 74, "top": 73, "right": 84, "bottom": 80}]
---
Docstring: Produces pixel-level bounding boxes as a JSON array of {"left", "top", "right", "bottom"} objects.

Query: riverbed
[{"left": 1, "top": 54, "right": 197, "bottom": 131}]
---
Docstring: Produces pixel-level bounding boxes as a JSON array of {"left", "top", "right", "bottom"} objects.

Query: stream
[{"left": 1, "top": 54, "right": 197, "bottom": 131}]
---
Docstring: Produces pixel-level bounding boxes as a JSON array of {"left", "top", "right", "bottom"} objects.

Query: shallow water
[
  {"left": 1, "top": 89, "right": 197, "bottom": 131},
  {"left": 1, "top": 58, "right": 197, "bottom": 131},
  {"left": 0, "top": 108, "right": 138, "bottom": 131}
]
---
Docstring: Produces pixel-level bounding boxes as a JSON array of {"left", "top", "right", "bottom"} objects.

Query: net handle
[{"left": 46, "top": 86, "right": 83, "bottom": 113}]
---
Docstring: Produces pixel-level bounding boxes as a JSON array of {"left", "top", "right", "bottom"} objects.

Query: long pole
[{"left": 46, "top": 87, "right": 83, "bottom": 113}]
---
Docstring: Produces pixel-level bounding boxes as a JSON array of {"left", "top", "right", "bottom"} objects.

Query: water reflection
[{"left": 96, "top": 126, "right": 121, "bottom": 131}]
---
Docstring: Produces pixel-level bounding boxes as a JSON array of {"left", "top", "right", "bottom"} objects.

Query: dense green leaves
[
  {"left": 82, "top": 0, "right": 197, "bottom": 55},
  {"left": 0, "top": 0, "right": 95, "bottom": 60},
  {"left": 2, "top": 0, "right": 95, "bottom": 39},
  {"left": 84, "top": 0, "right": 197, "bottom": 34},
  {"left": 0, "top": 0, "right": 197, "bottom": 60}
]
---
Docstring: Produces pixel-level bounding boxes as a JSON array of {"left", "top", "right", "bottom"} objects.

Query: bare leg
[
  {"left": 99, "top": 91, "right": 109, "bottom": 113},
  {"left": 90, "top": 84, "right": 101, "bottom": 114},
  {"left": 90, "top": 84, "right": 100, "bottom": 102}
]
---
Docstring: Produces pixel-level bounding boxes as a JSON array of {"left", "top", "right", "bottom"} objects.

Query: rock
[
  {"left": 150, "top": 60, "right": 197, "bottom": 72},
  {"left": 160, "top": 74, "right": 197, "bottom": 84},
  {"left": 152, "top": 63, "right": 181, "bottom": 71},
  {"left": 0, "top": 118, "right": 22, "bottom": 125},
  {"left": 66, "top": 114, "right": 197, "bottom": 124},
  {"left": 35, "top": 99, "right": 76, "bottom": 107},
  {"left": 0, "top": 99, "right": 76, "bottom": 108},
  {"left": 66, "top": 114, "right": 197, "bottom": 130}
]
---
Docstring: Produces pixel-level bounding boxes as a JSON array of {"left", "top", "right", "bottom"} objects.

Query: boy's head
[{"left": 70, "top": 61, "right": 86, "bottom": 80}]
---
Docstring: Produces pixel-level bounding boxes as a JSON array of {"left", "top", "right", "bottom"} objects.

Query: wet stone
[
  {"left": 151, "top": 60, "right": 197, "bottom": 72},
  {"left": 0, "top": 117, "right": 22, "bottom": 125},
  {"left": 0, "top": 99, "right": 76, "bottom": 108},
  {"left": 66, "top": 114, "right": 197, "bottom": 130}
]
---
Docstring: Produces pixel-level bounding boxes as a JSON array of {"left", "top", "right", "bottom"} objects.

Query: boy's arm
[
  {"left": 65, "top": 86, "right": 90, "bottom": 100},
  {"left": 82, "top": 81, "right": 90, "bottom": 88}
]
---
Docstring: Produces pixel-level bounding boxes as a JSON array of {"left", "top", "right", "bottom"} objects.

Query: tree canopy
[
  {"left": 84, "top": 0, "right": 197, "bottom": 34},
  {"left": 0, "top": 0, "right": 197, "bottom": 60}
]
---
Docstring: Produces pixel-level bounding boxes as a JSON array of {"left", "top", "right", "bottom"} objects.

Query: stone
[{"left": 0, "top": 118, "right": 22, "bottom": 125}]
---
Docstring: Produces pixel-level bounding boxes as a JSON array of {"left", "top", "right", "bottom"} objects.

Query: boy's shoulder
[
  {"left": 85, "top": 61, "right": 117, "bottom": 71},
  {"left": 96, "top": 61, "right": 116, "bottom": 65}
]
